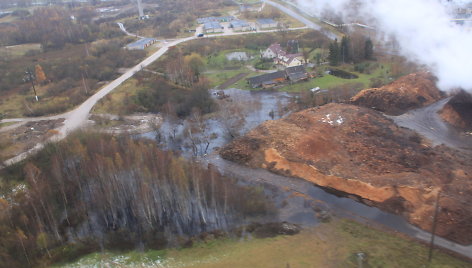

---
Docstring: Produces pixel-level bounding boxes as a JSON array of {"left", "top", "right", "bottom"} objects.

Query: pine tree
[
  {"left": 364, "top": 38, "right": 374, "bottom": 60},
  {"left": 340, "top": 36, "right": 351, "bottom": 63},
  {"left": 328, "top": 39, "right": 340, "bottom": 66}
]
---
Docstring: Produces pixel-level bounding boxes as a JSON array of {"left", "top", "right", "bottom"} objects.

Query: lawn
[
  {"left": 56, "top": 219, "right": 470, "bottom": 268},
  {"left": 0, "top": 43, "right": 42, "bottom": 57},
  {"left": 204, "top": 48, "right": 267, "bottom": 88},
  {"left": 280, "top": 62, "right": 392, "bottom": 92}
]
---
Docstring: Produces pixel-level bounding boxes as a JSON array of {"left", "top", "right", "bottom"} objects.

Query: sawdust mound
[
  {"left": 221, "top": 103, "right": 472, "bottom": 244},
  {"left": 351, "top": 72, "right": 444, "bottom": 115},
  {"left": 440, "top": 90, "right": 472, "bottom": 131}
]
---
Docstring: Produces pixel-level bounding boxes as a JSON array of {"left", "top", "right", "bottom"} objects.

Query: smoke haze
[{"left": 297, "top": 0, "right": 472, "bottom": 92}]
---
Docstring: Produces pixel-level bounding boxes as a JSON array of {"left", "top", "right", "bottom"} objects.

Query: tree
[
  {"left": 340, "top": 36, "right": 351, "bottom": 63},
  {"left": 184, "top": 53, "right": 205, "bottom": 80},
  {"left": 35, "top": 64, "right": 46, "bottom": 85},
  {"left": 364, "top": 38, "right": 374, "bottom": 60},
  {"left": 328, "top": 39, "right": 340, "bottom": 66}
]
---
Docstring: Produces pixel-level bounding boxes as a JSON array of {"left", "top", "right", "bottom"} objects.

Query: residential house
[
  {"left": 256, "top": 18, "right": 278, "bottom": 29},
  {"left": 275, "top": 53, "right": 305, "bottom": 67},
  {"left": 262, "top": 43, "right": 284, "bottom": 59},
  {"left": 262, "top": 43, "right": 306, "bottom": 67},
  {"left": 230, "top": 20, "right": 252, "bottom": 31}
]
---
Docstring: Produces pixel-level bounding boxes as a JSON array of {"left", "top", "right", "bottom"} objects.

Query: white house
[
  {"left": 262, "top": 43, "right": 306, "bottom": 67},
  {"left": 276, "top": 53, "right": 305, "bottom": 67},
  {"left": 262, "top": 43, "right": 284, "bottom": 59}
]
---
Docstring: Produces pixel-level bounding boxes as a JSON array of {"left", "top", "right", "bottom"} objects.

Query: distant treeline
[
  {"left": 0, "top": 132, "right": 273, "bottom": 267},
  {"left": 0, "top": 7, "right": 122, "bottom": 48}
]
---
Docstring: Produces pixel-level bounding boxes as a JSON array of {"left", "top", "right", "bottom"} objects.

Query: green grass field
[
  {"left": 0, "top": 43, "right": 41, "bottom": 57},
  {"left": 280, "top": 63, "right": 391, "bottom": 92},
  {"left": 56, "top": 220, "right": 470, "bottom": 268}
]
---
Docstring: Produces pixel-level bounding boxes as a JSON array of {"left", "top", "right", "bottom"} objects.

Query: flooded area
[
  {"left": 138, "top": 88, "right": 472, "bottom": 256},
  {"left": 141, "top": 88, "right": 293, "bottom": 157}
]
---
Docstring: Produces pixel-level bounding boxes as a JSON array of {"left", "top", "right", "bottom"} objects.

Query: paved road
[
  {"left": 390, "top": 97, "right": 472, "bottom": 151},
  {"left": 117, "top": 22, "right": 142, "bottom": 38},
  {"left": 0, "top": 25, "right": 307, "bottom": 166},
  {"left": 263, "top": 0, "right": 338, "bottom": 40}
]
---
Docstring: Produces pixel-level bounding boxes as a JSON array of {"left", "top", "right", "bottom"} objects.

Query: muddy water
[
  {"left": 141, "top": 88, "right": 293, "bottom": 157},
  {"left": 139, "top": 88, "right": 472, "bottom": 257}
]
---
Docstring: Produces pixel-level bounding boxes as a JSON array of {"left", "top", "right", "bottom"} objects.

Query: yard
[{"left": 280, "top": 62, "right": 392, "bottom": 92}]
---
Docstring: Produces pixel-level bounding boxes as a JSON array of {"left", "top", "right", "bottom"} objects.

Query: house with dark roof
[
  {"left": 246, "top": 66, "right": 309, "bottom": 88},
  {"left": 247, "top": 71, "right": 287, "bottom": 88},
  {"left": 285, "top": 66, "right": 309, "bottom": 82}
]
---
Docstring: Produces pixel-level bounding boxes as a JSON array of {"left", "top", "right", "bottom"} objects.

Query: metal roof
[
  {"left": 231, "top": 20, "right": 250, "bottom": 28},
  {"left": 197, "top": 16, "right": 235, "bottom": 24},
  {"left": 257, "top": 18, "right": 277, "bottom": 25},
  {"left": 126, "top": 38, "right": 157, "bottom": 49},
  {"left": 204, "top": 21, "right": 223, "bottom": 30}
]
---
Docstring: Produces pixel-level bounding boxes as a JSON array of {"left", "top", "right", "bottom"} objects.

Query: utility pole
[
  {"left": 427, "top": 191, "right": 441, "bottom": 266},
  {"left": 23, "top": 68, "right": 38, "bottom": 102}
]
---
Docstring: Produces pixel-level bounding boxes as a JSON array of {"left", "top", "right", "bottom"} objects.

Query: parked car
[{"left": 197, "top": 33, "right": 204, "bottom": 37}]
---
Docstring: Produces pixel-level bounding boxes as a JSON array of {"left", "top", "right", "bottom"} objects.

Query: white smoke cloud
[{"left": 297, "top": 0, "right": 472, "bottom": 92}]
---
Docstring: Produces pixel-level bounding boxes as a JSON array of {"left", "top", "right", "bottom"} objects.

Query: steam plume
[{"left": 297, "top": 0, "right": 472, "bottom": 92}]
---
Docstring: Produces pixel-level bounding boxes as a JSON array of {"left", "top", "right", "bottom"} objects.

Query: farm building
[
  {"left": 197, "top": 16, "right": 235, "bottom": 24},
  {"left": 247, "top": 71, "right": 286, "bottom": 88},
  {"left": 256, "top": 18, "right": 278, "bottom": 29},
  {"left": 247, "top": 66, "right": 309, "bottom": 88},
  {"left": 286, "top": 65, "right": 309, "bottom": 82},
  {"left": 204, "top": 21, "right": 224, "bottom": 33},
  {"left": 126, "top": 38, "right": 157, "bottom": 50},
  {"left": 230, "top": 20, "right": 252, "bottom": 31}
]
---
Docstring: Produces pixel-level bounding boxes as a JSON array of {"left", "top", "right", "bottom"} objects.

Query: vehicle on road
[{"left": 197, "top": 33, "right": 204, "bottom": 37}]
